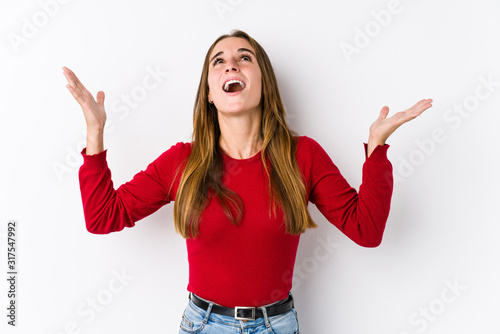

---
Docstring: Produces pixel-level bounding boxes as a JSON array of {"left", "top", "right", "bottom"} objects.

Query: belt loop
[
  {"left": 260, "top": 305, "right": 271, "bottom": 328},
  {"left": 204, "top": 302, "right": 214, "bottom": 324}
]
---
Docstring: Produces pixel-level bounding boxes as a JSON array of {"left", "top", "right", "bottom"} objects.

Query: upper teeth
[{"left": 224, "top": 79, "right": 245, "bottom": 91}]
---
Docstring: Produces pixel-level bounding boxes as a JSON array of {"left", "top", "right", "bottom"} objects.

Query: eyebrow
[{"left": 209, "top": 48, "right": 256, "bottom": 64}]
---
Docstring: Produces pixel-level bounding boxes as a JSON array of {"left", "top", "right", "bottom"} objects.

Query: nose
[{"left": 225, "top": 58, "right": 239, "bottom": 72}]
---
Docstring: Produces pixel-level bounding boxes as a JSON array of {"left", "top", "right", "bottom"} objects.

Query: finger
[
  {"left": 416, "top": 98, "right": 432, "bottom": 109},
  {"left": 63, "top": 68, "right": 87, "bottom": 96},
  {"left": 65, "top": 83, "right": 84, "bottom": 104},
  {"left": 406, "top": 99, "right": 426, "bottom": 113},
  {"left": 411, "top": 99, "right": 433, "bottom": 116},
  {"left": 73, "top": 71, "right": 87, "bottom": 91},
  {"left": 406, "top": 98, "right": 433, "bottom": 117},
  {"left": 62, "top": 67, "right": 77, "bottom": 88},
  {"left": 379, "top": 106, "right": 389, "bottom": 120},
  {"left": 96, "top": 91, "right": 105, "bottom": 106},
  {"left": 64, "top": 67, "right": 87, "bottom": 92}
]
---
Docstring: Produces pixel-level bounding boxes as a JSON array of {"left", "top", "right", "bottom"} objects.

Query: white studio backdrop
[{"left": 1, "top": 0, "right": 499, "bottom": 333}]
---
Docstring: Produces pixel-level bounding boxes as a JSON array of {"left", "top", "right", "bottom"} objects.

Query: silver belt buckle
[{"left": 234, "top": 306, "right": 255, "bottom": 320}]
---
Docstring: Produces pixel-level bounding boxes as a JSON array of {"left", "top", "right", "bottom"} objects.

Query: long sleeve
[
  {"left": 78, "top": 142, "right": 191, "bottom": 234},
  {"left": 300, "top": 136, "right": 393, "bottom": 247}
]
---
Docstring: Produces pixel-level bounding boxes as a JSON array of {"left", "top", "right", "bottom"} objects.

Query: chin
[{"left": 218, "top": 102, "right": 259, "bottom": 115}]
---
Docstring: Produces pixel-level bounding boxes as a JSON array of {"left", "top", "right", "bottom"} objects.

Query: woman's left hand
[{"left": 367, "top": 98, "right": 433, "bottom": 157}]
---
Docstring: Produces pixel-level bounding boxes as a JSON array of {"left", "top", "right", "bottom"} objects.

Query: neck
[{"left": 217, "top": 108, "right": 263, "bottom": 159}]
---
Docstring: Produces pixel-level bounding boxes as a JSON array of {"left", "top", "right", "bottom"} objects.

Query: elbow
[
  {"left": 86, "top": 222, "right": 109, "bottom": 234},
  {"left": 355, "top": 218, "right": 387, "bottom": 248},
  {"left": 82, "top": 202, "right": 133, "bottom": 234},
  {"left": 355, "top": 234, "right": 383, "bottom": 248},
  {"left": 84, "top": 214, "right": 131, "bottom": 234},
  {"left": 354, "top": 234, "right": 383, "bottom": 248},
  {"left": 359, "top": 238, "right": 382, "bottom": 248},
  {"left": 85, "top": 217, "right": 114, "bottom": 235}
]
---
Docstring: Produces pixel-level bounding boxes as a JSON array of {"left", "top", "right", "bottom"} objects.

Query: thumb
[
  {"left": 379, "top": 106, "right": 389, "bottom": 119},
  {"left": 96, "top": 91, "right": 105, "bottom": 106}
]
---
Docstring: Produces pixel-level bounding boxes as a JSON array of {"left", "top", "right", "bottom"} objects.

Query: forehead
[{"left": 210, "top": 37, "right": 255, "bottom": 58}]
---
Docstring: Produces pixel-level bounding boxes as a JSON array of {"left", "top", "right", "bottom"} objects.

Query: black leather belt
[{"left": 189, "top": 293, "right": 294, "bottom": 321}]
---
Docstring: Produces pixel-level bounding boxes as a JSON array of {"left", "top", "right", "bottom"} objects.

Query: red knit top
[{"left": 78, "top": 136, "right": 393, "bottom": 307}]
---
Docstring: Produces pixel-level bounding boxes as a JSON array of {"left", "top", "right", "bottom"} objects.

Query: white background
[{"left": 1, "top": 0, "right": 499, "bottom": 333}]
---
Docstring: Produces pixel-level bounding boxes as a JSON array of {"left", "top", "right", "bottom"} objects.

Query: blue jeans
[{"left": 178, "top": 294, "right": 300, "bottom": 333}]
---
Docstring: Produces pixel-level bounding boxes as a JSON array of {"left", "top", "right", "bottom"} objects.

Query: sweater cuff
[
  {"left": 363, "top": 143, "right": 390, "bottom": 161},
  {"left": 81, "top": 147, "right": 108, "bottom": 170}
]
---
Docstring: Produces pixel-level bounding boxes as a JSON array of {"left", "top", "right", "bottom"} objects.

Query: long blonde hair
[{"left": 173, "top": 29, "right": 317, "bottom": 238}]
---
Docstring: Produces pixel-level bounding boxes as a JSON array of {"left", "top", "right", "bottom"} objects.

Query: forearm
[
  {"left": 78, "top": 143, "right": 181, "bottom": 234},
  {"left": 307, "top": 137, "right": 393, "bottom": 247},
  {"left": 355, "top": 145, "right": 393, "bottom": 246},
  {"left": 333, "top": 145, "right": 393, "bottom": 247},
  {"left": 79, "top": 150, "right": 134, "bottom": 234}
]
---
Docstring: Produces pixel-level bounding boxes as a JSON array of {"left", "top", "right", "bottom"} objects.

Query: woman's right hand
[{"left": 62, "top": 66, "right": 107, "bottom": 132}]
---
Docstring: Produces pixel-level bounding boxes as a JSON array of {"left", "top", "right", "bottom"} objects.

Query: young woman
[{"left": 63, "top": 30, "right": 432, "bottom": 334}]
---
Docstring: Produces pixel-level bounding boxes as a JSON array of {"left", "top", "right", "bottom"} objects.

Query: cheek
[
  {"left": 254, "top": 76, "right": 262, "bottom": 96},
  {"left": 207, "top": 70, "right": 219, "bottom": 92},
  {"left": 207, "top": 79, "right": 218, "bottom": 95}
]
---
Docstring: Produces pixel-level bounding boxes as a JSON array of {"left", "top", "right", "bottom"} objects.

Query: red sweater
[{"left": 79, "top": 136, "right": 393, "bottom": 307}]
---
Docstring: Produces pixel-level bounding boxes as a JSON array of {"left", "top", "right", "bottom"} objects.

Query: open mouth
[{"left": 222, "top": 79, "right": 246, "bottom": 93}]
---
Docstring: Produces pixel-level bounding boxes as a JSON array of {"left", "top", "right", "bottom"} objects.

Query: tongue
[{"left": 226, "top": 83, "right": 244, "bottom": 92}]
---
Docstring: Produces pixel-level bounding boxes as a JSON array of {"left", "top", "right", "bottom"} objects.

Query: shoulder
[
  {"left": 164, "top": 141, "right": 192, "bottom": 155},
  {"left": 168, "top": 141, "right": 192, "bottom": 156},
  {"left": 293, "top": 136, "right": 338, "bottom": 195},
  {"left": 150, "top": 141, "right": 192, "bottom": 168},
  {"left": 295, "top": 135, "right": 328, "bottom": 159},
  {"left": 294, "top": 135, "right": 337, "bottom": 175},
  {"left": 296, "top": 135, "right": 320, "bottom": 148}
]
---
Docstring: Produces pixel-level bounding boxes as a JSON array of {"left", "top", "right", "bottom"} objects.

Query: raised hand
[
  {"left": 62, "top": 67, "right": 106, "bottom": 155},
  {"left": 367, "top": 98, "right": 433, "bottom": 157},
  {"left": 62, "top": 67, "right": 107, "bottom": 131}
]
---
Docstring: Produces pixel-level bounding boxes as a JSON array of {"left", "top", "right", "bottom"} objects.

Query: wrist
[
  {"left": 87, "top": 128, "right": 104, "bottom": 142},
  {"left": 367, "top": 134, "right": 385, "bottom": 147},
  {"left": 366, "top": 135, "right": 386, "bottom": 159},
  {"left": 86, "top": 128, "right": 104, "bottom": 155}
]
